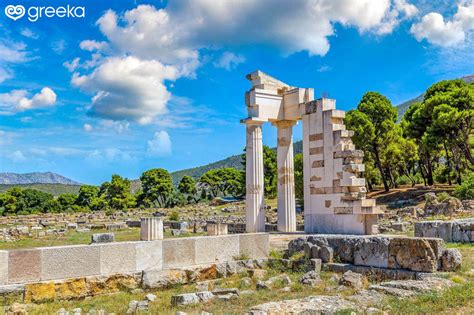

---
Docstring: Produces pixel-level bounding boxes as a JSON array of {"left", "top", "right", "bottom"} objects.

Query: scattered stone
[
  {"left": 319, "top": 245, "right": 334, "bottom": 263},
  {"left": 91, "top": 233, "right": 115, "bottom": 244},
  {"left": 250, "top": 295, "right": 358, "bottom": 314},
  {"left": 310, "top": 258, "right": 322, "bottom": 273},
  {"left": 145, "top": 293, "right": 157, "bottom": 302},
  {"left": 369, "top": 278, "right": 454, "bottom": 297},
  {"left": 240, "top": 277, "right": 252, "bottom": 287},
  {"left": 217, "top": 293, "right": 237, "bottom": 301},
  {"left": 212, "top": 288, "right": 239, "bottom": 296},
  {"left": 248, "top": 269, "right": 267, "bottom": 280},
  {"left": 300, "top": 271, "right": 322, "bottom": 287},
  {"left": 171, "top": 293, "right": 200, "bottom": 306},
  {"left": 256, "top": 280, "right": 270, "bottom": 290},
  {"left": 281, "top": 286, "right": 291, "bottom": 292},
  {"left": 5, "top": 303, "right": 28, "bottom": 315},
  {"left": 440, "top": 248, "right": 462, "bottom": 272},
  {"left": 339, "top": 271, "right": 367, "bottom": 290}
]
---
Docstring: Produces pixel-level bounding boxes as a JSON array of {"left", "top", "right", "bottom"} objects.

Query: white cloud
[
  {"left": 72, "top": 56, "right": 178, "bottom": 124},
  {"left": 20, "top": 28, "right": 38, "bottom": 39},
  {"left": 8, "top": 150, "right": 26, "bottom": 162},
  {"left": 99, "top": 120, "right": 130, "bottom": 133},
  {"left": 214, "top": 52, "right": 246, "bottom": 70},
  {"left": 0, "top": 40, "right": 29, "bottom": 83},
  {"left": 317, "top": 65, "right": 332, "bottom": 72},
  {"left": 410, "top": 1, "right": 474, "bottom": 46},
  {"left": 83, "top": 123, "right": 93, "bottom": 132},
  {"left": 71, "top": 0, "right": 416, "bottom": 123},
  {"left": 64, "top": 57, "right": 80, "bottom": 72},
  {"left": 0, "top": 87, "right": 57, "bottom": 114},
  {"left": 147, "top": 131, "right": 172, "bottom": 156},
  {"left": 51, "top": 39, "right": 67, "bottom": 54},
  {"left": 79, "top": 40, "right": 108, "bottom": 52}
]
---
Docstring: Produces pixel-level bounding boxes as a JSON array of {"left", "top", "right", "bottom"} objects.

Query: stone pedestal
[
  {"left": 273, "top": 120, "right": 297, "bottom": 232},
  {"left": 245, "top": 120, "right": 265, "bottom": 233},
  {"left": 140, "top": 217, "right": 163, "bottom": 241},
  {"left": 207, "top": 222, "right": 228, "bottom": 236}
]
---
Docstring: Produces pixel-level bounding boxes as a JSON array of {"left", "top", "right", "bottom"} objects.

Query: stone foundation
[{"left": 415, "top": 218, "right": 474, "bottom": 243}]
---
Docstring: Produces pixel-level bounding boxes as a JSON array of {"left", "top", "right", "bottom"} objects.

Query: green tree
[
  {"left": 241, "top": 145, "right": 277, "bottom": 198},
  {"left": 58, "top": 194, "right": 77, "bottom": 208},
  {"left": 178, "top": 175, "right": 197, "bottom": 203},
  {"left": 346, "top": 92, "right": 397, "bottom": 191},
  {"left": 140, "top": 168, "right": 174, "bottom": 207},
  {"left": 76, "top": 185, "right": 99, "bottom": 208},
  {"left": 101, "top": 174, "right": 136, "bottom": 210},
  {"left": 199, "top": 168, "right": 244, "bottom": 198},
  {"left": 44, "top": 199, "right": 62, "bottom": 213},
  {"left": 294, "top": 153, "right": 304, "bottom": 203}
]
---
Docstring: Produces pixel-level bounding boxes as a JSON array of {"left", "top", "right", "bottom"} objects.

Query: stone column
[
  {"left": 273, "top": 120, "right": 297, "bottom": 232},
  {"left": 245, "top": 121, "right": 266, "bottom": 233},
  {"left": 140, "top": 217, "right": 163, "bottom": 241}
]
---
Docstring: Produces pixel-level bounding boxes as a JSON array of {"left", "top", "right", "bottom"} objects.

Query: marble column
[
  {"left": 245, "top": 121, "right": 266, "bottom": 233},
  {"left": 140, "top": 217, "right": 163, "bottom": 241},
  {"left": 273, "top": 120, "right": 297, "bottom": 232}
]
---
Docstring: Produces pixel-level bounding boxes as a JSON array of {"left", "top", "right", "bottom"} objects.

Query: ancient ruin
[{"left": 242, "top": 71, "right": 382, "bottom": 234}]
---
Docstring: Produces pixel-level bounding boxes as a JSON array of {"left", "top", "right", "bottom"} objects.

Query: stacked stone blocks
[{"left": 303, "top": 98, "right": 382, "bottom": 234}]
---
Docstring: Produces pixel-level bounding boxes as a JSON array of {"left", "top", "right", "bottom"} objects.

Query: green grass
[{"left": 0, "top": 228, "right": 206, "bottom": 250}]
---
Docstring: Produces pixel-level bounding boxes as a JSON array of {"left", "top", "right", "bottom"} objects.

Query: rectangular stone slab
[
  {"left": 99, "top": 242, "right": 137, "bottom": 275},
  {"left": 41, "top": 245, "right": 100, "bottom": 280},
  {"left": 136, "top": 241, "right": 163, "bottom": 271},
  {"left": 195, "top": 235, "right": 239, "bottom": 265},
  {"left": 162, "top": 238, "right": 196, "bottom": 269},
  {"left": 8, "top": 249, "right": 41, "bottom": 284},
  {"left": 239, "top": 233, "right": 269, "bottom": 259},
  {"left": 0, "top": 251, "right": 7, "bottom": 285}
]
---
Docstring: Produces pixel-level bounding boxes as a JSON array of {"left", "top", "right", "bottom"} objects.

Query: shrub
[
  {"left": 169, "top": 210, "right": 179, "bottom": 221},
  {"left": 454, "top": 172, "right": 474, "bottom": 200},
  {"left": 437, "top": 192, "right": 451, "bottom": 202}
]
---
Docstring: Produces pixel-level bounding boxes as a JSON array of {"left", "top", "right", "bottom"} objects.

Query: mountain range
[{"left": 0, "top": 172, "right": 81, "bottom": 185}]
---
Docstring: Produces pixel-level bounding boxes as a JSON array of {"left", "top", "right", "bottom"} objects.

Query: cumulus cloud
[
  {"left": 20, "top": 28, "right": 38, "bottom": 39},
  {"left": 147, "top": 131, "right": 172, "bottom": 156},
  {"left": 410, "top": 1, "right": 474, "bottom": 46},
  {"left": 0, "top": 87, "right": 57, "bottom": 114},
  {"left": 214, "top": 52, "right": 246, "bottom": 70},
  {"left": 71, "top": 0, "right": 416, "bottom": 123},
  {"left": 72, "top": 56, "right": 178, "bottom": 124},
  {"left": 51, "top": 39, "right": 67, "bottom": 54},
  {"left": 99, "top": 120, "right": 130, "bottom": 133}
]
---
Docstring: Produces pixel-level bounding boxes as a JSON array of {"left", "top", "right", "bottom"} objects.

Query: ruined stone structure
[{"left": 242, "top": 71, "right": 382, "bottom": 234}]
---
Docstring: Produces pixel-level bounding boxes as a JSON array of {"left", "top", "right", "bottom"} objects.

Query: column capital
[
  {"left": 272, "top": 120, "right": 297, "bottom": 128},
  {"left": 241, "top": 117, "right": 266, "bottom": 125}
]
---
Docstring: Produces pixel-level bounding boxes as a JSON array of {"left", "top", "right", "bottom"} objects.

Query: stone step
[{"left": 330, "top": 109, "right": 345, "bottom": 119}]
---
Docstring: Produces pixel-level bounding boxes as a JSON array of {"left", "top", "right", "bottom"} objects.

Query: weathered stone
[
  {"left": 339, "top": 270, "right": 367, "bottom": 290},
  {"left": 0, "top": 284, "right": 25, "bottom": 305},
  {"left": 319, "top": 245, "right": 334, "bottom": 263},
  {"left": 354, "top": 237, "right": 389, "bottom": 268},
  {"left": 195, "top": 235, "right": 239, "bottom": 265},
  {"left": 86, "top": 274, "right": 140, "bottom": 295},
  {"left": 8, "top": 249, "right": 41, "bottom": 284},
  {"left": 91, "top": 233, "right": 114, "bottom": 244},
  {"left": 0, "top": 251, "right": 8, "bottom": 285},
  {"left": 24, "top": 281, "right": 55, "bottom": 303},
  {"left": 41, "top": 245, "right": 100, "bottom": 280},
  {"left": 135, "top": 240, "right": 162, "bottom": 271},
  {"left": 248, "top": 269, "right": 267, "bottom": 280},
  {"left": 163, "top": 238, "right": 196, "bottom": 268},
  {"left": 239, "top": 233, "right": 269, "bottom": 259},
  {"left": 171, "top": 291, "right": 214, "bottom": 306},
  {"left": 300, "top": 271, "right": 322, "bottom": 287},
  {"left": 240, "top": 277, "right": 252, "bottom": 287},
  {"left": 256, "top": 280, "right": 270, "bottom": 290},
  {"left": 99, "top": 242, "right": 137, "bottom": 275},
  {"left": 212, "top": 288, "right": 239, "bottom": 296},
  {"left": 369, "top": 278, "right": 454, "bottom": 297},
  {"left": 388, "top": 238, "right": 438, "bottom": 272},
  {"left": 310, "top": 258, "right": 322, "bottom": 273},
  {"left": 250, "top": 295, "right": 358, "bottom": 314},
  {"left": 439, "top": 248, "right": 462, "bottom": 272},
  {"left": 55, "top": 278, "right": 87, "bottom": 300},
  {"left": 142, "top": 269, "right": 187, "bottom": 289},
  {"left": 5, "top": 302, "right": 28, "bottom": 315}
]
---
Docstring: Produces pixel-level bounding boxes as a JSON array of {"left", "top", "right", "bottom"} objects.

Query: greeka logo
[{"left": 4, "top": 3, "right": 85, "bottom": 22}]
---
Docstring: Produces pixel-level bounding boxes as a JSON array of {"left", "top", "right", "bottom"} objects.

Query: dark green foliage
[
  {"left": 454, "top": 172, "right": 474, "bottom": 199},
  {"left": 100, "top": 175, "right": 135, "bottom": 211},
  {"left": 140, "top": 168, "right": 173, "bottom": 207},
  {"left": 199, "top": 168, "right": 244, "bottom": 198}
]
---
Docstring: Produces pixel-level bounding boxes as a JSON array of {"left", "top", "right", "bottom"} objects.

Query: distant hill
[
  {"left": 0, "top": 183, "right": 81, "bottom": 196},
  {"left": 0, "top": 172, "right": 81, "bottom": 185},
  {"left": 395, "top": 74, "right": 474, "bottom": 120},
  {"left": 168, "top": 140, "right": 303, "bottom": 184}
]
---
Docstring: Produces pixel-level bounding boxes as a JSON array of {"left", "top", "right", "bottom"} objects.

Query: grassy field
[
  {"left": 15, "top": 244, "right": 474, "bottom": 314},
  {"left": 0, "top": 228, "right": 205, "bottom": 250}
]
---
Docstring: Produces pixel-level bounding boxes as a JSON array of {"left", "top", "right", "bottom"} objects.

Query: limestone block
[
  {"left": 354, "top": 237, "right": 390, "bottom": 268},
  {"left": 99, "top": 242, "right": 137, "bottom": 275},
  {"left": 86, "top": 273, "right": 140, "bottom": 295},
  {"left": 142, "top": 269, "right": 188, "bottom": 289},
  {"left": 195, "top": 235, "right": 239, "bottom": 265},
  {"left": 0, "top": 251, "right": 8, "bottom": 285},
  {"left": 41, "top": 245, "right": 100, "bottom": 280},
  {"left": 239, "top": 233, "right": 269, "bottom": 259},
  {"left": 91, "top": 233, "right": 115, "bottom": 243},
  {"left": 54, "top": 278, "right": 87, "bottom": 300},
  {"left": 388, "top": 238, "right": 438, "bottom": 272},
  {"left": 135, "top": 240, "right": 162, "bottom": 271},
  {"left": 24, "top": 281, "right": 55, "bottom": 303},
  {"left": 8, "top": 249, "right": 41, "bottom": 284},
  {"left": 162, "top": 238, "right": 196, "bottom": 269}
]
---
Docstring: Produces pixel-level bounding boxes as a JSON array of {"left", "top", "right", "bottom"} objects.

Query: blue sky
[{"left": 0, "top": 0, "right": 473, "bottom": 184}]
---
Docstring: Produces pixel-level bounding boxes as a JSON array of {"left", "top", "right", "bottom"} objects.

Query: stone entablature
[
  {"left": 0, "top": 233, "right": 269, "bottom": 286},
  {"left": 242, "top": 70, "right": 382, "bottom": 235}
]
